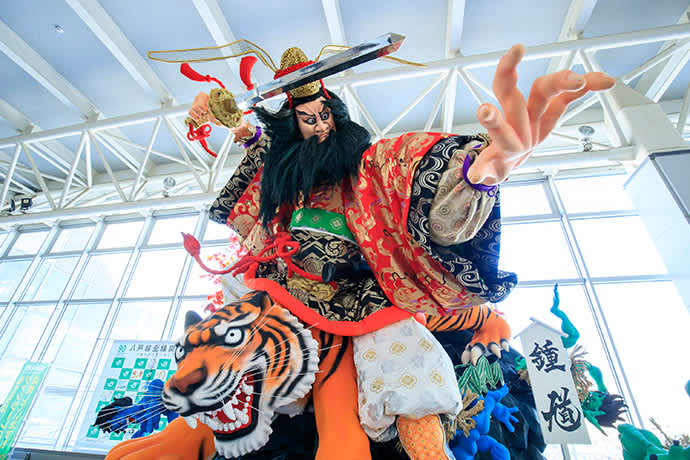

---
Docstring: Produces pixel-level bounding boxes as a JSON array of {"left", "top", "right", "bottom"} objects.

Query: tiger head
[{"left": 162, "top": 291, "right": 319, "bottom": 459}]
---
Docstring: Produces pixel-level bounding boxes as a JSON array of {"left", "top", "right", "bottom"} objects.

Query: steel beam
[
  {"left": 326, "top": 23, "right": 690, "bottom": 88},
  {"left": 66, "top": 0, "right": 175, "bottom": 105}
]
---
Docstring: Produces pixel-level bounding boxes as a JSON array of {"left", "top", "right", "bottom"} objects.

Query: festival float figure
[{"left": 104, "top": 40, "right": 615, "bottom": 460}]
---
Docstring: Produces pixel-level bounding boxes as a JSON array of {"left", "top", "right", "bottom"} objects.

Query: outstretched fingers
[
  {"left": 492, "top": 44, "right": 531, "bottom": 146},
  {"left": 527, "top": 70, "right": 586, "bottom": 141},
  {"left": 537, "top": 72, "right": 616, "bottom": 143}
]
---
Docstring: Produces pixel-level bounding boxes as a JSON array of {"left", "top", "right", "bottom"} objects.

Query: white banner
[
  {"left": 75, "top": 340, "right": 176, "bottom": 451},
  {"left": 517, "top": 320, "right": 590, "bottom": 445}
]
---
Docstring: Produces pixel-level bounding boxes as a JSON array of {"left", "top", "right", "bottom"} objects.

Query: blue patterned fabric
[{"left": 407, "top": 136, "right": 517, "bottom": 303}]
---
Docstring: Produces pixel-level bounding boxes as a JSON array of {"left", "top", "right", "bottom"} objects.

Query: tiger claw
[
  {"left": 465, "top": 344, "right": 484, "bottom": 366},
  {"left": 488, "top": 342, "right": 502, "bottom": 359},
  {"left": 501, "top": 339, "right": 510, "bottom": 352}
]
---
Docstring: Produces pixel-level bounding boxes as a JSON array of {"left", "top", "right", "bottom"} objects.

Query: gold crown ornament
[{"left": 275, "top": 47, "right": 323, "bottom": 101}]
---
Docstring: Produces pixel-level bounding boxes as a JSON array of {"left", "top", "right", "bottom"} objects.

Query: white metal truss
[
  {"left": 2, "top": 23, "right": 690, "bottom": 227},
  {"left": 65, "top": 0, "right": 175, "bottom": 106}
]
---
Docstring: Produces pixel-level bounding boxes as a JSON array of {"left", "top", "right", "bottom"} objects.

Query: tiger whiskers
[{"left": 95, "top": 402, "right": 168, "bottom": 432}]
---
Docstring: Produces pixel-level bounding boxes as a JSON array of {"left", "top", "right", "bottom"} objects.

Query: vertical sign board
[
  {"left": 74, "top": 340, "right": 176, "bottom": 451},
  {"left": 0, "top": 362, "right": 49, "bottom": 460},
  {"left": 517, "top": 320, "right": 590, "bottom": 445}
]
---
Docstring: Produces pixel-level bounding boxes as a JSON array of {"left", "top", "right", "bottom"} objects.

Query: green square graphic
[
  {"left": 127, "top": 380, "right": 141, "bottom": 392},
  {"left": 104, "top": 378, "right": 118, "bottom": 390},
  {"left": 86, "top": 425, "right": 101, "bottom": 438},
  {"left": 156, "top": 359, "right": 171, "bottom": 370},
  {"left": 166, "top": 370, "right": 175, "bottom": 380},
  {"left": 109, "top": 431, "right": 124, "bottom": 441},
  {"left": 142, "top": 369, "right": 155, "bottom": 380},
  {"left": 111, "top": 357, "right": 125, "bottom": 368},
  {"left": 113, "top": 390, "right": 125, "bottom": 399},
  {"left": 119, "top": 368, "right": 132, "bottom": 379},
  {"left": 134, "top": 358, "right": 147, "bottom": 369}
]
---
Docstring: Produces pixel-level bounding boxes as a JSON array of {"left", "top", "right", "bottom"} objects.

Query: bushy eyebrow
[{"left": 296, "top": 105, "right": 329, "bottom": 117}]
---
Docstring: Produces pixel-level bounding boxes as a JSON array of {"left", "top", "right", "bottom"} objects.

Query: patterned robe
[{"left": 209, "top": 132, "right": 517, "bottom": 336}]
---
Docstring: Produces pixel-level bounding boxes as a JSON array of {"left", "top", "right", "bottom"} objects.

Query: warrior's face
[{"left": 294, "top": 97, "right": 335, "bottom": 143}]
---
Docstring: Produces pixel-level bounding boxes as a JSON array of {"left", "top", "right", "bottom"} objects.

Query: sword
[
  {"left": 184, "top": 33, "right": 405, "bottom": 154},
  {"left": 235, "top": 32, "right": 405, "bottom": 108}
]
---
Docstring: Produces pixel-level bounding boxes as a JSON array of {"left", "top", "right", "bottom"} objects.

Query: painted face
[{"left": 294, "top": 97, "right": 335, "bottom": 143}]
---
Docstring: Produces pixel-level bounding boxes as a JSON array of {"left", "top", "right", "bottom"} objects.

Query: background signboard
[{"left": 74, "top": 340, "right": 176, "bottom": 451}]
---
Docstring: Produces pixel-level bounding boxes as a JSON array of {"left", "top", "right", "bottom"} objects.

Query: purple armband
[
  {"left": 242, "top": 126, "right": 262, "bottom": 148},
  {"left": 462, "top": 154, "right": 498, "bottom": 197}
]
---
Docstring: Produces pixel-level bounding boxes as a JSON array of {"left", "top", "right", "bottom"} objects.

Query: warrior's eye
[
  {"left": 303, "top": 117, "right": 316, "bottom": 125},
  {"left": 175, "top": 344, "right": 186, "bottom": 361},
  {"left": 225, "top": 328, "right": 244, "bottom": 346},
  {"left": 320, "top": 111, "right": 330, "bottom": 121}
]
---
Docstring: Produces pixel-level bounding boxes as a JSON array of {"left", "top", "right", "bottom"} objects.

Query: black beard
[{"left": 258, "top": 119, "right": 370, "bottom": 229}]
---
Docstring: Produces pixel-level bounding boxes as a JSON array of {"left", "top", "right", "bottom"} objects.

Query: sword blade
[{"left": 235, "top": 32, "right": 404, "bottom": 107}]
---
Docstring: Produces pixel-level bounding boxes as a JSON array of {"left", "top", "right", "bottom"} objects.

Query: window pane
[
  {"left": 98, "top": 220, "right": 144, "bottom": 249},
  {"left": 126, "top": 249, "right": 187, "bottom": 297},
  {"left": 204, "top": 220, "right": 231, "bottom": 241},
  {"left": 43, "top": 303, "right": 109, "bottom": 381},
  {"left": 0, "top": 259, "right": 32, "bottom": 301},
  {"left": 72, "top": 253, "right": 130, "bottom": 299},
  {"left": 501, "top": 222, "right": 578, "bottom": 281},
  {"left": 500, "top": 183, "right": 552, "bottom": 217},
  {"left": 556, "top": 175, "right": 634, "bottom": 214},
  {"left": 0, "top": 305, "right": 53, "bottom": 401},
  {"left": 595, "top": 282, "right": 690, "bottom": 435},
  {"left": 147, "top": 215, "right": 198, "bottom": 246},
  {"left": 22, "top": 257, "right": 79, "bottom": 301},
  {"left": 109, "top": 301, "right": 171, "bottom": 341},
  {"left": 171, "top": 299, "right": 211, "bottom": 341},
  {"left": 9, "top": 230, "right": 50, "bottom": 256},
  {"left": 51, "top": 226, "right": 94, "bottom": 253},
  {"left": 18, "top": 388, "right": 74, "bottom": 447},
  {"left": 572, "top": 217, "right": 668, "bottom": 278}
]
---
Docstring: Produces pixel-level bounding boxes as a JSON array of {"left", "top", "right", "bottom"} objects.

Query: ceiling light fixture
[
  {"left": 54, "top": 24, "right": 64, "bottom": 34},
  {"left": 578, "top": 125, "right": 594, "bottom": 152}
]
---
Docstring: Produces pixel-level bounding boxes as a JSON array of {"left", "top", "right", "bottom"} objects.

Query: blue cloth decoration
[{"left": 450, "top": 385, "right": 519, "bottom": 460}]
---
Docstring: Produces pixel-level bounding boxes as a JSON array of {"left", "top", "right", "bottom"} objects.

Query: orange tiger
[{"left": 105, "top": 292, "right": 510, "bottom": 460}]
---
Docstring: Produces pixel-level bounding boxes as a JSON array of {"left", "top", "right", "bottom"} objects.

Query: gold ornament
[{"left": 278, "top": 47, "right": 321, "bottom": 99}]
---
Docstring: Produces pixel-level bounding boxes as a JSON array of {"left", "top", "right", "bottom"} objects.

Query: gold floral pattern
[{"left": 398, "top": 372, "right": 418, "bottom": 389}]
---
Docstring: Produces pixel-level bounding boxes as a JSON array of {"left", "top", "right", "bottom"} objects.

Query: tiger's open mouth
[{"left": 185, "top": 372, "right": 261, "bottom": 439}]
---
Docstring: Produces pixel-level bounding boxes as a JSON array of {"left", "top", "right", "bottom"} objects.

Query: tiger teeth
[{"left": 223, "top": 405, "right": 236, "bottom": 420}]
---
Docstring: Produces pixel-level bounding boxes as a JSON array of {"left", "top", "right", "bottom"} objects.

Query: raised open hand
[{"left": 467, "top": 44, "right": 616, "bottom": 186}]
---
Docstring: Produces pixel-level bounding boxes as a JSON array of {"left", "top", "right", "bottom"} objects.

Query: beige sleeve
[{"left": 428, "top": 138, "right": 497, "bottom": 246}]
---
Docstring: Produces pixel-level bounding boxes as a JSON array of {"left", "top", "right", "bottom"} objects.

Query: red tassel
[
  {"left": 186, "top": 122, "right": 217, "bottom": 157},
  {"left": 180, "top": 63, "right": 226, "bottom": 89},
  {"left": 240, "top": 56, "right": 258, "bottom": 90}
]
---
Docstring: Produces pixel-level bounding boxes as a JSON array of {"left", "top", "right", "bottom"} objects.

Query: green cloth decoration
[
  {"left": 290, "top": 208, "right": 355, "bottom": 242},
  {"left": 456, "top": 356, "right": 505, "bottom": 395},
  {"left": 586, "top": 362, "right": 607, "bottom": 393},
  {"left": 618, "top": 424, "right": 690, "bottom": 460},
  {"left": 550, "top": 284, "right": 580, "bottom": 349}
]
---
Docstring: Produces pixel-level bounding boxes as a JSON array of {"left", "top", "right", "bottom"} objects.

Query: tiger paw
[
  {"left": 104, "top": 417, "right": 216, "bottom": 460},
  {"left": 462, "top": 308, "right": 511, "bottom": 365}
]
